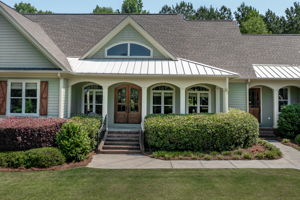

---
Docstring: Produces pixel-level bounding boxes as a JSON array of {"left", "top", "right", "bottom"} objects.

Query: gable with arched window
[{"left": 105, "top": 42, "right": 153, "bottom": 58}]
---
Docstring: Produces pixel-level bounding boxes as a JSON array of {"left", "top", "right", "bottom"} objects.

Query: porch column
[
  {"left": 102, "top": 85, "right": 108, "bottom": 119},
  {"left": 273, "top": 88, "right": 279, "bottom": 128},
  {"left": 141, "top": 86, "right": 147, "bottom": 121},
  {"left": 67, "top": 85, "right": 72, "bottom": 118},
  {"left": 223, "top": 78, "right": 229, "bottom": 113},
  {"left": 215, "top": 87, "right": 221, "bottom": 113},
  {"left": 180, "top": 87, "right": 186, "bottom": 114},
  {"left": 58, "top": 78, "right": 65, "bottom": 118}
]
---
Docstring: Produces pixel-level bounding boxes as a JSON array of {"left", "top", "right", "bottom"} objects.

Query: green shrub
[
  {"left": 56, "top": 122, "right": 91, "bottom": 162},
  {"left": 0, "top": 147, "right": 65, "bottom": 168},
  {"left": 278, "top": 104, "right": 300, "bottom": 138},
  {"left": 255, "top": 152, "right": 265, "bottom": 159},
  {"left": 70, "top": 115, "right": 102, "bottom": 149},
  {"left": 242, "top": 152, "right": 252, "bottom": 159},
  {"left": 282, "top": 138, "right": 291, "bottom": 143},
  {"left": 203, "top": 155, "right": 212, "bottom": 160},
  {"left": 24, "top": 147, "right": 65, "bottom": 168},
  {"left": 295, "top": 134, "right": 300, "bottom": 145},
  {"left": 144, "top": 109, "right": 259, "bottom": 152}
]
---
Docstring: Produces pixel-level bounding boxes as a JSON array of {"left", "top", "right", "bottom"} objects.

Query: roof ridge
[{"left": 24, "top": 13, "right": 180, "bottom": 16}]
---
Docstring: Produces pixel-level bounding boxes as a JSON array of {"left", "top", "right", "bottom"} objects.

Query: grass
[{"left": 0, "top": 168, "right": 300, "bottom": 200}]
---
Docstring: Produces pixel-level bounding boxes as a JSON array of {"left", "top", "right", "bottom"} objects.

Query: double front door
[{"left": 115, "top": 84, "right": 141, "bottom": 124}]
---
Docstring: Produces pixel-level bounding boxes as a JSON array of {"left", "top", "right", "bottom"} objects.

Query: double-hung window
[
  {"left": 151, "top": 85, "right": 174, "bottom": 114},
  {"left": 188, "top": 86, "right": 210, "bottom": 114},
  {"left": 278, "top": 87, "right": 289, "bottom": 112},
  {"left": 8, "top": 80, "right": 39, "bottom": 115}
]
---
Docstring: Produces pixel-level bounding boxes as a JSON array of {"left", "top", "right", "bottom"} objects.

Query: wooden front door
[
  {"left": 249, "top": 88, "right": 261, "bottom": 122},
  {"left": 114, "top": 84, "right": 141, "bottom": 124}
]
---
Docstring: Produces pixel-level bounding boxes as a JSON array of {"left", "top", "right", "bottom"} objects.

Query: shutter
[
  {"left": 0, "top": 81, "right": 7, "bottom": 115},
  {"left": 40, "top": 81, "right": 48, "bottom": 116}
]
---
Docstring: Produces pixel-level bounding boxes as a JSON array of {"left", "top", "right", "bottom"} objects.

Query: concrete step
[
  {"left": 100, "top": 149, "right": 141, "bottom": 154},
  {"left": 106, "top": 137, "right": 139, "bottom": 142},
  {"left": 105, "top": 141, "right": 140, "bottom": 145},
  {"left": 107, "top": 133, "right": 139, "bottom": 138},
  {"left": 108, "top": 131, "right": 140, "bottom": 135},
  {"left": 103, "top": 145, "right": 140, "bottom": 150}
]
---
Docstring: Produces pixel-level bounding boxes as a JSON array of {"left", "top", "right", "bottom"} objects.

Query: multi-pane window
[
  {"left": 9, "top": 81, "right": 39, "bottom": 115},
  {"left": 188, "top": 86, "right": 209, "bottom": 114},
  {"left": 152, "top": 85, "right": 174, "bottom": 114},
  {"left": 279, "top": 87, "right": 289, "bottom": 112},
  {"left": 106, "top": 42, "right": 152, "bottom": 57},
  {"left": 83, "top": 85, "right": 103, "bottom": 115}
]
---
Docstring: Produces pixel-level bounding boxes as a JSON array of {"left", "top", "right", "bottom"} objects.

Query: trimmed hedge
[
  {"left": 295, "top": 134, "right": 300, "bottom": 145},
  {"left": 144, "top": 109, "right": 259, "bottom": 152},
  {"left": 0, "top": 117, "right": 67, "bottom": 151},
  {"left": 278, "top": 104, "right": 300, "bottom": 138},
  {"left": 0, "top": 147, "right": 65, "bottom": 168},
  {"left": 70, "top": 115, "right": 102, "bottom": 149}
]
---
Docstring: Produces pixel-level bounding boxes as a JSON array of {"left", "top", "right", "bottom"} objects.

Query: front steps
[
  {"left": 100, "top": 130, "right": 141, "bottom": 154},
  {"left": 259, "top": 128, "right": 277, "bottom": 139}
]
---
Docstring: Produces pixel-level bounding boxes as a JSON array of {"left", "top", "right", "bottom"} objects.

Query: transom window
[
  {"left": 151, "top": 85, "right": 174, "bottom": 114},
  {"left": 106, "top": 42, "right": 152, "bottom": 58},
  {"left": 188, "top": 86, "right": 210, "bottom": 114},
  {"left": 8, "top": 81, "right": 39, "bottom": 115},
  {"left": 83, "top": 85, "right": 103, "bottom": 115},
  {"left": 279, "top": 87, "right": 289, "bottom": 112}
]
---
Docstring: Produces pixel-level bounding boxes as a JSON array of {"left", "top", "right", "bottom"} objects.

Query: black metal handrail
[{"left": 139, "top": 120, "right": 145, "bottom": 153}]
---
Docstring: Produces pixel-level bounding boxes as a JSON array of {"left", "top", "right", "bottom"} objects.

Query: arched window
[
  {"left": 106, "top": 42, "right": 152, "bottom": 58},
  {"left": 82, "top": 84, "right": 103, "bottom": 115},
  {"left": 151, "top": 85, "right": 174, "bottom": 114},
  {"left": 279, "top": 87, "right": 289, "bottom": 112},
  {"left": 187, "top": 86, "right": 210, "bottom": 113}
]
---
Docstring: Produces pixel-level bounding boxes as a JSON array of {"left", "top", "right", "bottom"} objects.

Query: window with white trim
[
  {"left": 279, "top": 87, "right": 289, "bottom": 112},
  {"left": 83, "top": 85, "right": 103, "bottom": 115},
  {"left": 106, "top": 42, "right": 152, "bottom": 58},
  {"left": 151, "top": 85, "right": 174, "bottom": 114},
  {"left": 188, "top": 86, "right": 209, "bottom": 114},
  {"left": 8, "top": 81, "right": 39, "bottom": 115}
]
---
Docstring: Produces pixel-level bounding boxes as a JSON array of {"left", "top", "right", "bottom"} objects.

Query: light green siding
[
  {"left": 91, "top": 25, "right": 166, "bottom": 59},
  {"left": 261, "top": 86, "right": 273, "bottom": 127},
  {"left": 229, "top": 83, "right": 247, "bottom": 111},
  {"left": 0, "top": 14, "right": 58, "bottom": 69}
]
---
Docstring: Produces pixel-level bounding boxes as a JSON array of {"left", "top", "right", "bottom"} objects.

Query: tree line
[{"left": 13, "top": 0, "right": 300, "bottom": 34}]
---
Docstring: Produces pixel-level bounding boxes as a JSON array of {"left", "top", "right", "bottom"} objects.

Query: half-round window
[{"left": 106, "top": 42, "right": 152, "bottom": 58}]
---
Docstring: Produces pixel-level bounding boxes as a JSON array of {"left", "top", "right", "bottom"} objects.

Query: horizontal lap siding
[
  {"left": 0, "top": 14, "right": 58, "bottom": 69},
  {"left": 91, "top": 25, "right": 165, "bottom": 59},
  {"left": 228, "top": 83, "right": 247, "bottom": 111}
]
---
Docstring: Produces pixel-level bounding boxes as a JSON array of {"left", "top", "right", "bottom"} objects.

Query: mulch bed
[
  {"left": 282, "top": 142, "right": 300, "bottom": 151},
  {"left": 0, "top": 152, "right": 95, "bottom": 172}
]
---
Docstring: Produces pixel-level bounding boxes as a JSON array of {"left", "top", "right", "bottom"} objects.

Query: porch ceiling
[
  {"left": 253, "top": 64, "right": 300, "bottom": 79},
  {"left": 67, "top": 57, "right": 238, "bottom": 77}
]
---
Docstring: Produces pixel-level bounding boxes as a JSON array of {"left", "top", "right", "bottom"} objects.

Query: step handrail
[
  {"left": 98, "top": 114, "right": 108, "bottom": 152},
  {"left": 139, "top": 120, "right": 145, "bottom": 153}
]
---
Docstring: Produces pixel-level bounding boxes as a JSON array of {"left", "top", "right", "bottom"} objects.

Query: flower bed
[
  {"left": 150, "top": 140, "right": 282, "bottom": 160},
  {"left": 0, "top": 117, "right": 67, "bottom": 151},
  {"left": 281, "top": 139, "right": 300, "bottom": 151}
]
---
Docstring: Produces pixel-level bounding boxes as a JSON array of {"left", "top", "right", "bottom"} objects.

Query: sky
[{"left": 2, "top": 0, "right": 298, "bottom": 16}]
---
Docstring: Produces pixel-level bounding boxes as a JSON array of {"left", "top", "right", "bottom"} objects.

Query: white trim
[
  {"left": 150, "top": 84, "right": 175, "bottom": 114},
  {"left": 81, "top": 16, "right": 176, "bottom": 60},
  {"left": 186, "top": 85, "right": 211, "bottom": 114},
  {"left": 278, "top": 87, "right": 290, "bottom": 113},
  {"left": 58, "top": 78, "right": 64, "bottom": 118},
  {"left": 81, "top": 84, "right": 103, "bottom": 115},
  {"left": 215, "top": 87, "right": 220, "bottom": 113},
  {"left": 105, "top": 41, "right": 153, "bottom": 58},
  {"left": 6, "top": 79, "right": 40, "bottom": 117}
]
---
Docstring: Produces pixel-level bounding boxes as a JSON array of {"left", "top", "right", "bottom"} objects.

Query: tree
[
  {"left": 93, "top": 5, "right": 114, "bottom": 14},
  {"left": 194, "top": 5, "right": 233, "bottom": 20},
  {"left": 240, "top": 15, "right": 269, "bottom": 34},
  {"left": 121, "top": 0, "right": 146, "bottom": 14},
  {"left": 234, "top": 3, "right": 260, "bottom": 25},
  {"left": 264, "top": 10, "right": 286, "bottom": 34},
  {"left": 285, "top": 2, "right": 300, "bottom": 34},
  {"left": 14, "top": 2, "right": 52, "bottom": 14},
  {"left": 160, "top": 1, "right": 195, "bottom": 19}
]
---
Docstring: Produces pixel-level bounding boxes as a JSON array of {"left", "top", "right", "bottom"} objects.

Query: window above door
[{"left": 105, "top": 42, "right": 153, "bottom": 58}]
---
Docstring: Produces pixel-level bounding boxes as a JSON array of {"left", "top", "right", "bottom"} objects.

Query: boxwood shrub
[
  {"left": 0, "top": 147, "right": 65, "bottom": 168},
  {"left": 0, "top": 117, "right": 67, "bottom": 151},
  {"left": 144, "top": 109, "right": 259, "bottom": 152},
  {"left": 278, "top": 104, "right": 300, "bottom": 138}
]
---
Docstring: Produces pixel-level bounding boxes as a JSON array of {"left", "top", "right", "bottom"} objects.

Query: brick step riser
[
  {"left": 105, "top": 141, "right": 139, "bottom": 145},
  {"left": 103, "top": 146, "right": 140, "bottom": 150},
  {"left": 107, "top": 134, "right": 139, "bottom": 138},
  {"left": 108, "top": 132, "right": 140, "bottom": 135},
  {"left": 100, "top": 150, "right": 141, "bottom": 154},
  {"left": 106, "top": 137, "right": 139, "bottom": 140}
]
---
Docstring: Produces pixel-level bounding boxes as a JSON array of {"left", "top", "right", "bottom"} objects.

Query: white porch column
[
  {"left": 102, "top": 85, "right": 108, "bottom": 119},
  {"left": 180, "top": 87, "right": 186, "bottom": 114},
  {"left": 67, "top": 85, "right": 72, "bottom": 118},
  {"left": 273, "top": 88, "right": 279, "bottom": 128},
  {"left": 142, "top": 86, "right": 148, "bottom": 121},
  {"left": 223, "top": 78, "right": 229, "bottom": 113},
  {"left": 58, "top": 78, "right": 65, "bottom": 118},
  {"left": 215, "top": 87, "right": 221, "bottom": 113}
]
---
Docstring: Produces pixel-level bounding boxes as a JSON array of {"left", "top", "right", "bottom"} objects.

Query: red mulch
[
  {"left": 243, "top": 144, "right": 266, "bottom": 153},
  {"left": 0, "top": 152, "right": 95, "bottom": 172}
]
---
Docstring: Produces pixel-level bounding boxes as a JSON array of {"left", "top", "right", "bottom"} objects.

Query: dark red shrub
[{"left": 0, "top": 117, "right": 67, "bottom": 151}]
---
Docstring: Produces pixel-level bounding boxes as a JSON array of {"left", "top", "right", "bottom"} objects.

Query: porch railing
[{"left": 98, "top": 115, "right": 108, "bottom": 152}]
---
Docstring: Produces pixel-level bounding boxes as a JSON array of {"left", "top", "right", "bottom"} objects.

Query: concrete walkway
[{"left": 88, "top": 141, "right": 300, "bottom": 169}]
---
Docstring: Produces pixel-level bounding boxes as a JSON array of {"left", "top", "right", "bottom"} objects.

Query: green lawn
[{"left": 0, "top": 168, "right": 299, "bottom": 200}]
